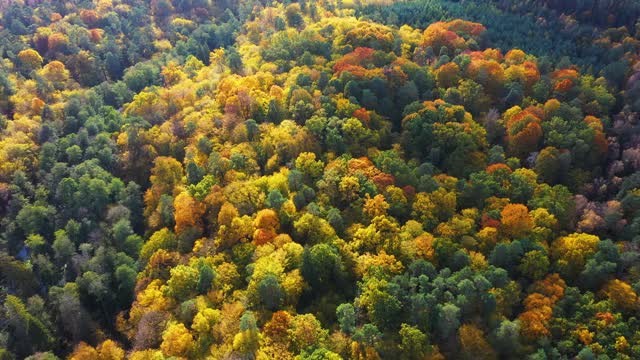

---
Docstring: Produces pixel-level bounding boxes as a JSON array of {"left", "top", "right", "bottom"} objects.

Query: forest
[{"left": 0, "top": 0, "right": 640, "bottom": 359}]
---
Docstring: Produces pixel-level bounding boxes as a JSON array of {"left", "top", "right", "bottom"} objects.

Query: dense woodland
[{"left": 1, "top": 0, "right": 640, "bottom": 359}]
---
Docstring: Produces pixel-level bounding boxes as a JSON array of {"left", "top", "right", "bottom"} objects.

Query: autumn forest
[{"left": 1, "top": 0, "right": 640, "bottom": 359}]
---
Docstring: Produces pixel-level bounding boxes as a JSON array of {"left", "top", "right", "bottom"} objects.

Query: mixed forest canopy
[{"left": 1, "top": 0, "right": 640, "bottom": 359}]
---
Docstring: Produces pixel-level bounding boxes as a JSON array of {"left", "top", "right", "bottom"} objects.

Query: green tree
[
  {"left": 399, "top": 323, "right": 432, "bottom": 360},
  {"left": 336, "top": 303, "right": 356, "bottom": 334}
]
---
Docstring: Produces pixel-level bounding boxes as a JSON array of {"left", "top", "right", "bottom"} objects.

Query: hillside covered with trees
[{"left": 1, "top": 0, "right": 640, "bottom": 359}]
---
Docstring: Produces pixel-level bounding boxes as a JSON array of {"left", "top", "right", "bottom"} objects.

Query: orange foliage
[
  {"left": 47, "top": 32, "right": 68, "bottom": 52},
  {"left": 353, "top": 108, "right": 371, "bottom": 123},
  {"left": 254, "top": 209, "right": 279, "bottom": 230},
  {"left": 518, "top": 274, "right": 566, "bottom": 341},
  {"left": 80, "top": 9, "right": 99, "bottom": 25},
  {"left": 593, "top": 131, "right": 608, "bottom": 156},
  {"left": 500, "top": 204, "right": 533, "bottom": 238},
  {"left": 600, "top": 279, "right": 638, "bottom": 311},
  {"left": 264, "top": 311, "right": 292, "bottom": 341},
  {"left": 584, "top": 116, "right": 608, "bottom": 155},
  {"left": 253, "top": 209, "right": 280, "bottom": 245},
  {"left": 414, "top": 233, "right": 436, "bottom": 262},
  {"left": 584, "top": 116, "right": 604, "bottom": 132},
  {"left": 89, "top": 29, "right": 103, "bottom": 43},
  {"left": 363, "top": 194, "right": 390, "bottom": 219},
  {"left": 485, "top": 163, "right": 511, "bottom": 174},
  {"left": 253, "top": 228, "right": 277, "bottom": 246},
  {"left": 552, "top": 69, "right": 579, "bottom": 93},
  {"left": 505, "top": 107, "right": 544, "bottom": 157},
  {"left": 333, "top": 47, "right": 381, "bottom": 78},
  {"left": 482, "top": 48, "right": 503, "bottom": 61},
  {"left": 347, "top": 157, "right": 379, "bottom": 178},
  {"left": 522, "top": 61, "right": 541, "bottom": 87},
  {"left": 552, "top": 68, "right": 579, "bottom": 80},
  {"left": 480, "top": 215, "right": 501, "bottom": 229},
  {"left": 174, "top": 192, "right": 205, "bottom": 234},
  {"left": 554, "top": 78, "right": 574, "bottom": 93},
  {"left": 446, "top": 19, "right": 486, "bottom": 36},
  {"left": 530, "top": 273, "right": 566, "bottom": 301},
  {"left": 595, "top": 312, "right": 615, "bottom": 326},
  {"left": 368, "top": 174, "right": 392, "bottom": 192},
  {"left": 467, "top": 59, "right": 505, "bottom": 93},
  {"left": 31, "top": 98, "right": 45, "bottom": 114},
  {"left": 421, "top": 20, "right": 485, "bottom": 54}
]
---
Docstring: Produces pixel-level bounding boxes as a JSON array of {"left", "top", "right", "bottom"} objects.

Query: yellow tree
[
  {"left": 412, "top": 188, "right": 457, "bottom": 228},
  {"left": 144, "top": 157, "right": 184, "bottom": 228},
  {"left": 70, "top": 340, "right": 125, "bottom": 360},
  {"left": 18, "top": 49, "right": 43, "bottom": 71},
  {"left": 551, "top": 233, "right": 599, "bottom": 278},
  {"left": 40, "top": 60, "right": 70, "bottom": 88},
  {"left": 288, "top": 314, "right": 329, "bottom": 353},
  {"left": 161, "top": 322, "right": 194, "bottom": 358},
  {"left": 363, "top": 194, "right": 390, "bottom": 220}
]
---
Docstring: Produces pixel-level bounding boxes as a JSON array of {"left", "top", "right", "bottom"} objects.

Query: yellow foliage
[
  {"left": 551, "top": 233, "right": 599, "bottom": 277},
  {"left": 18, "top": 49, "right": 43, "bottom": 69},
  {"left": 129, "top": 350, "right": 166, "bottom": 360},
  {"left": 161, "top": 322, "right": 194, "bottom": 358},
  {"left": 600, "top": 279, "right": 638, "bottom": 311},
  {"left": 192, "top": 308, "right": 222, "bottom": 334},
  {"left": 356, "top": 251, "right": 404, "bottom": 277},
  {"left": 70, "top": 340, "right": 125, "bottom": 360},
  {"left": 129, "top": 280, "right": 172, "bottom": 326}
]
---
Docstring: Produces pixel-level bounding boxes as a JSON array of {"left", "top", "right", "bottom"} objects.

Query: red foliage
[
  {"left": 421, "top": 20, "right": 486, "bottom": 54},
  {"left": 554, "top": 78, "right": 574, "bottom": 93},
  {"left": 89, "top": 29, "right": 102, "bottom": 43},
  {"left": 402, "top": 185, "right": 416, "bottom": 199},
  {"left": 353, "top": 108, "right": 371, "bottom": 124},
  {"left": 333, "top": 47, "right": 377, "bottom": 76},
  {"left": 253, "top": 228, "right": 277, "bottom": 246},
  {"left": 372, "top": 173, "right": 395, "bottom": 191},
  {"left": 552, "top": 68, "right": 579, "bottom": 93},
  {"left": 481, "top": 214, "right": 501, "bottom": 229}
]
